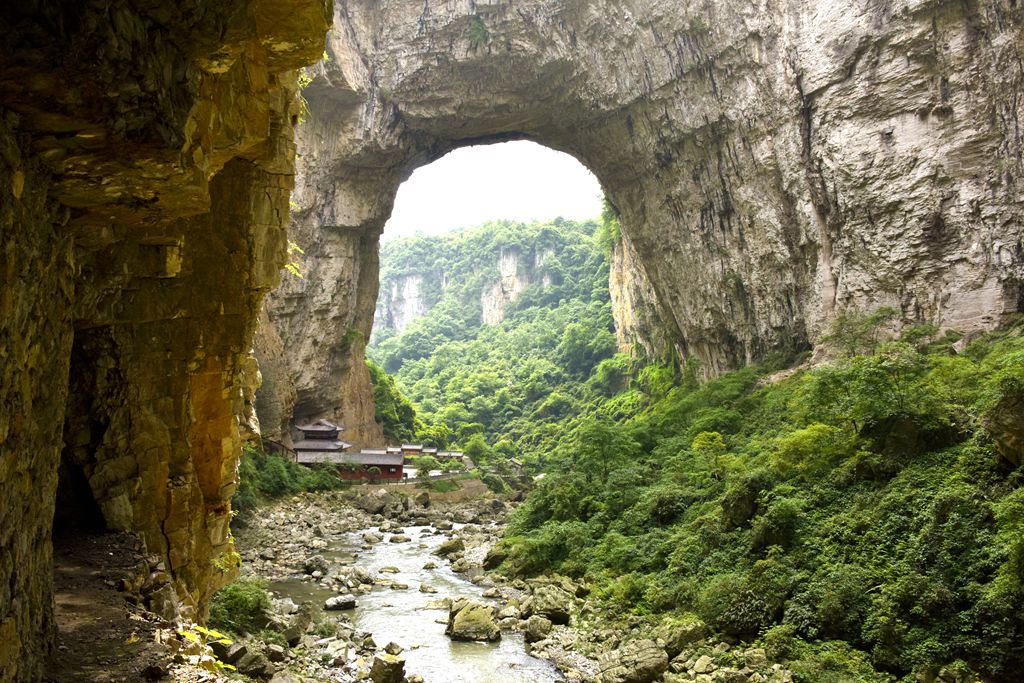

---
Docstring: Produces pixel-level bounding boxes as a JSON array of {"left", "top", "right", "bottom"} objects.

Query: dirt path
[{"left": 46, "top": 533, "right": 169, "bottom": 683}]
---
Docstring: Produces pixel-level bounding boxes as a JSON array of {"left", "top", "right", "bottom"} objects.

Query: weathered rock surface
[
  {"left": 524, "top": 615, "right": 554, "bottom": 644},
  {"left": 324, "top": 594, "right": 357, "bottom": 611},
  {"left": 369, "top": 653, "right": 405, "bottom": 683},
  {"left": 595, "top": 639, "right": 669, "bottom": 683},
  {"left": 445, "top": 600, "right": 501, "bottom": 642},
  {"left": 0, "top": 1, "right": 330, "bottom": 678},
  {"left": 526, "top": 584, "right": 575, "bottom": 625},
  {"left": 255, "top": 0, "right": 1023, "bottom": 438}
]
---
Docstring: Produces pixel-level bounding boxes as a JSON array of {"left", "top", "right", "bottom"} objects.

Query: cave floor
[{"left": 45, "top": 533, "right": 169, "bottom": 683}]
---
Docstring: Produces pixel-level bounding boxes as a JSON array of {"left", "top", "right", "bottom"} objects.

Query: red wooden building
[{"left": 335, "top": 451, "right": 405, "bottom": 481}]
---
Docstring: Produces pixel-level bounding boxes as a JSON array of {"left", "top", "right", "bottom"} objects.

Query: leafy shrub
[
  {"left": 232, "top": 447, "right": 343, "bottom": 516},
  {"left": 697, "top": 573, "right": 775, "bottom": 636},
  {"left": 208, "top": 577, "right": 272, "bottom": 635},
  {"left": 481, "top": 473, "right": 509, "bottom": 494},
  {"left": 751, "top": 496, "right": 802, "bottom": 550},
  {"left": 770, "top": 423, "right": 852, "bottom": 477}
]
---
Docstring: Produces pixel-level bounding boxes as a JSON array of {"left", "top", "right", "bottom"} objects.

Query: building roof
[
  {"left": 295, "top": 419, "right": 342, "bottom": 433},
  {"left": 293, "top": 439, "right": 351, "bottom": 452},
  {"left": 423, "top": 447, "right": 438, "bottom": 454},
  {"left": 295, "top": 451, "right": 404, "bottom": 467},
  {"left": 362, "top": 449, "right": 387, "bottom": 455},
  {"left": 437, "top": 451, "right": 465, "bottom": 458},
  {"left": 385, "top": 446, "right": 402, "bottom": 454},
  {"left": 401, "top": 443, "right": 423, "bottom": 450},
  {"left": 348, "top": 452, "right": 405, "bottom": 467}
]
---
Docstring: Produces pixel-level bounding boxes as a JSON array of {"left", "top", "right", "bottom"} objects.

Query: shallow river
[{"left": 269, "top": 525, "right": 563, "bottom": 682}]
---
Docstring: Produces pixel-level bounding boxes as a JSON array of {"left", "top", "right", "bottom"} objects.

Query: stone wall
[
  {"left": 261, "top": 0, "right": 1021, "bottom": 436},
  {"left": 0, "top": 111, "right": 75, "bottom": 682},
  {"left": 0, "top": 2, "right": 330, "bottom": 680}
]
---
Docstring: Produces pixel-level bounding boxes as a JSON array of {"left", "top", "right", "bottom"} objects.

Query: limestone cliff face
[
  {"left": 0, "top": 2, "right": 330, "bottom": 679},
  {"left": 609, "top": 232, "right": 679, "bottom": 362},
  {"left": 481, "top": 248, "right": 540, "bottom": 325},
  {"left": 377, "top": 274, "right": 430, "bottom": 334},
  {"left": 267, "top": 0, "right": 1021, "bottom": 432}
]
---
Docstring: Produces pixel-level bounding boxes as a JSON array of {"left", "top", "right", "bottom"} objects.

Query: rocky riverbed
[{"left": 175, "top": 487, "right": 798, "bottom": 683}]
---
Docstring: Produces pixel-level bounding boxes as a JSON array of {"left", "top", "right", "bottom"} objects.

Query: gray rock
[
  {"left": 694, "top": 654, "right": 715, "bottom": 674},
  {"left": 236, "top": 651, "right": 275, "bottom": 680},
  {"left": 595, "top": 639, "right": 669, "bottom": 683},
  {"left": 369, "top": 653, "right": 405, "bottom": 683},
  {"left": 324, "top": 594, "right": 357, "bottom": 610},
  {"left": 209, "top": 640, "right": 247, "bottom": 664},
  {"left": 302, "top": 555, "right": 329, "bottom": 576},
  {"left": 655, "top": 616, "right": 709, "bottom": 658},
  {"left": 281, "top": 603, "right": 314, "bottom": 646},
  {"left": 528, "top": 584, "right": 574, "bottom": 625},
  {"left": 445, "top": 600, "right": 501, "bottom": 642},
  {"left": 524, "top": 615, "right": 553, "bottom": 643},
  {"left": 435, "top": 537, "right": 464, "bottom": 556}
]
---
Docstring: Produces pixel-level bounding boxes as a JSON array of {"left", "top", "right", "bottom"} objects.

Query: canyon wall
[
  {"left": 263, "top": 0, "right": 1022, "bottom": 437},
  {"left": 372, "top": 244, "right": 551, "bottom": 337},
  {"left": 0, "top": 2, "right": 329, "bottom": 679}
]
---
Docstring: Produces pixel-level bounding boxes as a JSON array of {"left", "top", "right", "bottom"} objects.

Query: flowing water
[{"left": 269, "top": 525, "right": 563, "bottom": 682}]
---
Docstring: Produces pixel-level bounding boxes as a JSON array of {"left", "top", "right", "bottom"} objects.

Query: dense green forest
[
  {"left": 368, "top": 218, "right": 620, "bottom": 461},
  {"left": 368, "top": 218, "right": 1024, "bottom": 681},
  {"left": 499, "top": 320, "right": 1024, "bottom": 681}
]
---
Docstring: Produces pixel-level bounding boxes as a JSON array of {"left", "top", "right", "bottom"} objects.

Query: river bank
[{"left": 190, "top": 487, "right": 798, "bottom": 683}]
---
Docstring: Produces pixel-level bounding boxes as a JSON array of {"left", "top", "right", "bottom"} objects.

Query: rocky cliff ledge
[
  {"left": 258, "top": 0, "right": 1022, "bottom": 438},
  {"left": 0, "top": 2, "right": 329, "bottom": 680}
]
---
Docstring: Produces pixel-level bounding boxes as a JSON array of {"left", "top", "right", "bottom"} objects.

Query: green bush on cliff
[
  {"left": 500, "top": 321, "right": 1024, "bottom": 680},
  {"left": 208, "top": 577, "right": 272, "bottom": 635},
  {"left": 233, "top": 446, "right": 343, "bottom": 515},
  {"left": 367, "top": 358, "right": 420, "bottom": 441}
]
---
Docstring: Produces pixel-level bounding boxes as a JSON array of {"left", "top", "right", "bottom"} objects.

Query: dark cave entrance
[
  {"left": 52, "top": 455, "right": 106, "bottom": 537},
  {"left": 52, "top": 328, "right": 124, "bottom": 538}
]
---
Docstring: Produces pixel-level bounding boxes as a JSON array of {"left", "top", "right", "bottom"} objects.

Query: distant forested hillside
[{"left": 367, "top": 218, "right": 622, "bottom": 462}]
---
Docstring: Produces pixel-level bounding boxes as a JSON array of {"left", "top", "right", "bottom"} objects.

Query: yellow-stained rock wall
[{"left": 0, "top": 2, "right": 331, "bottom": 680}]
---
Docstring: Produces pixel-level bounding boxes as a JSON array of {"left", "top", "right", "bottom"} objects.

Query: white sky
[{"left": 383, "top": 141, "right": 603, "bottom": 240}]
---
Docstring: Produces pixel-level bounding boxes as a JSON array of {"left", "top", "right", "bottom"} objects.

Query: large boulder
[
  {"left": 524, "top": 615, "right": 553, "bottom": 643},
  {"left": 281, "top": 603, "right": 315, "bottom": 646},
  {"left": 351, "top": 489, "right": 408, "bottom": 517},
  {"left": 654, "top": 614, "right": 708, "bottom": 658},
  {"left": 595, "top": 639, "right": 669, "bottom": 683},
  {"left": 527, "top": 584, "right": 574, "bottom": 625},
  {"left": 482, "top": 545, "right": 509, "bottom": 570},
  {"left": 445, "top": 600, "right": 501, "bottom": 642},
  {"left": 435, "top": 537, "right": 465, "bottom": 557},
  {"left": 324, "top": 594, "right": 357, "bottom": 610},
  {"left": 302, "top": 555, "right": 329, "bottom": 576},
  {"left": 369, "top": 653, "right": 406, "bottom": 683},
  {"left": 235, "top": 651, "right": 276, "bottom": 680}
]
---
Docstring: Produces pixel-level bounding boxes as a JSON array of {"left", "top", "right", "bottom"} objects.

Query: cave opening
[
  {"left": 372, "top": 139, "right": 605, "bottom": 344},
  {"left": 52, "top": 455, "right": 106, "bottom": 538},
  {"left": 52, "top": 329, "right": 120, "bottom": 539},
  {"left": 364, "top": 139, "right": 613, "bottom": 455}
]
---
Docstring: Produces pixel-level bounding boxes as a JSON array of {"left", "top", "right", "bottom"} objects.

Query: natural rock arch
[{"left": 259, "top": 0, "right": 1023, "bottom": 443}]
